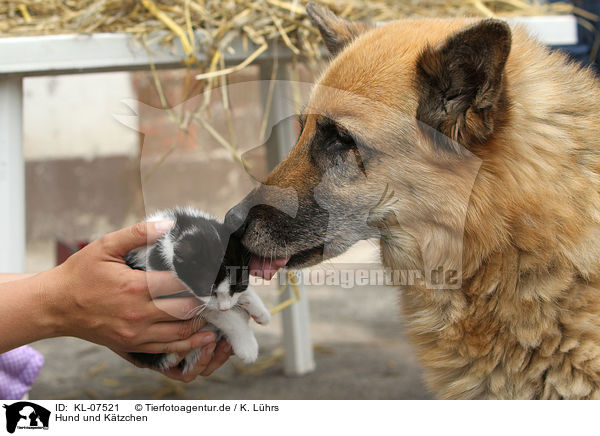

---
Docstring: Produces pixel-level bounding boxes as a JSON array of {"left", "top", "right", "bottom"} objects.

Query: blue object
[{"left": 549, "top": 0, "right": 599, "bottom": 68}]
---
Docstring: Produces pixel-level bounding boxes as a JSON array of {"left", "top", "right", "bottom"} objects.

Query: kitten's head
[
  {"left": 172, "top": 223, "right": 224, "bottom": 297},
  {"left": 172, "top": 218, "right": 252, "bottom": 302}
]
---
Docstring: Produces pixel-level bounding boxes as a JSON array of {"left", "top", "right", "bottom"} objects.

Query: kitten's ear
[
  {"left": 416, "top": 19, "right": 511, "bottom": 150},
  {"left": 306, "top": 2, "right": 371, "bottom": 56}
]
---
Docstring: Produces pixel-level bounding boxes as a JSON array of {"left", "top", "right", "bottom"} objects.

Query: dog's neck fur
[{"left": 379, "top": 29, "right": 600, "bottom": 399}]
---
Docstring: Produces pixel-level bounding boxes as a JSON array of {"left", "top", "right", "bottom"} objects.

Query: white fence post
[
  {"left": 259, "top": 61, "right": 316, "bottom": 376},
  {"left": 0, "top": 76, "right": 25, "bottom": 273},
  {"left": 279, "top": 270, "right": 315, "bottom": 375}
]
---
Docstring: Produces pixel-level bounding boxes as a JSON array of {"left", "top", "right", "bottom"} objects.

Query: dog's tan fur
[{"left": 242, "top": 5, "right": 600, "bottom": 398}]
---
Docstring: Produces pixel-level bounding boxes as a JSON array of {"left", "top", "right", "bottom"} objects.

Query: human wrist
[
  {"left": 33, "top": 266, "right": 71, "bottom": 339},
  {"left": 0, "top": 269, "right": 67, "bottom": 353}
]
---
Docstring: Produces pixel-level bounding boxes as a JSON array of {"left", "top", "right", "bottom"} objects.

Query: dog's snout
[
  {"left": 225, "top": 188, "right": 273, "bottom": 237},
  {"left": 244, "top": 203, "right": 289, "bottom": 227},
  {"left": 224, "top": 201, "right": 253, "bottom": 238}
]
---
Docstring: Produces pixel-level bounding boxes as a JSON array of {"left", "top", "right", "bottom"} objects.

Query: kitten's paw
[
  {"left": 230, "top": 335, "right": 259, "bottom": 363},
  {"left": 250, "top": 308, "right": 271, "bottom": 326}
]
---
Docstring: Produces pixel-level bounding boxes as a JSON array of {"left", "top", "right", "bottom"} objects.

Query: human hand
[
  {"left": 39, "top": 221, "right": 216, "bottom": 355},
  {"left": 112, "top": 339, "right": 234, "bottom": 383}
]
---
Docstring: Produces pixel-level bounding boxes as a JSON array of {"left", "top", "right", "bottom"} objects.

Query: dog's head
[{"left": 237, "top": 3, "right": 511, "bottom": 277}]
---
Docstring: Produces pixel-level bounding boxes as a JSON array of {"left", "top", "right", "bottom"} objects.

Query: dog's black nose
[{"left": 224, "top": 201, "right": 250, "bottom": 238}]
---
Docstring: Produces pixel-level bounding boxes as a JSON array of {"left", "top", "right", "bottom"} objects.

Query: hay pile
[
  {"left": 3, "top": 1, "right": 595, "bottom": 182},
  {"left": 1, "top": 1, "right": 592, "bottom": 62},
  {"left": 2, "top": 1, "right": 595, "bottom": 107},
  {"left": 4, "top": 1, "right": 594, "bottom": 179},
  {"left": 2, "top": 1, "right": 594, "bottom": 173}
]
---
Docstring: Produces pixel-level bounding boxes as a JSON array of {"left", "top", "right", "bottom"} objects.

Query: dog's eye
[
  {"left": 328, "top": 139, "right": 346, "bottom": 152},
  {"left": 329, "top": 133, "right": 354, "bottom": 153}
]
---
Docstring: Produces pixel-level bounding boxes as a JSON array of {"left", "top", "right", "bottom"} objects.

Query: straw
[
  {"left": 2, "top": 1, "right": 586, "bottom": 42},
  {"left": 269, "top": 271, "right": 302, "bottom": 315}
]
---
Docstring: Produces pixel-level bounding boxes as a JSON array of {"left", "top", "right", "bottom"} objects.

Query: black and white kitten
[{"left": 124, "top": 207, "right": 270, "bottom": 373}]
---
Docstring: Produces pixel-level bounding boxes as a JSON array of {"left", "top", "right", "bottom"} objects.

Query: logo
[{"left": 2, "top": 402, "right": 50, "bottom": 433}]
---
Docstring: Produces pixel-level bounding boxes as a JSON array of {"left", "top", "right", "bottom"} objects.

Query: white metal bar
[
  {"left": 506, "top": 15, "right": 578, "bottom": 46},
  {"left": 279, "top": 271, "right": 315, "bottom": 375},
  {"left": 0, "top": 33, "right": 290, "bottom": 76},
  {"left": 259, "top": 60, "right": 315, "bottom": 376},
  {"left": 0, "top": 15, "right": 577, "bottom": 77},
  {"left": 0, "top": 76, "right": 25, "bottom": 273}
]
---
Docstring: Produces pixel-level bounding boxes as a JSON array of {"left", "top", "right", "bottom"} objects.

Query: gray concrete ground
[{"left": 28, "top": 274, "right": 432, "bottom": 400}]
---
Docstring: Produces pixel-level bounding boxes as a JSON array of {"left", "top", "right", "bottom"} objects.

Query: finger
[
  {"left": 101, "top": 220, "right": 174, "bottom": 258},
  {"left": 155, "top": 342, "right": 216, "bottom": 383},
  {"left": 127, "top": 331, "right": 215, "bottom": 354},
  {"left": 158, "top": 367, "right": 190, "bottom": 382},
  {"left": 200, "top": 340, "right": 233, "bottom": 376},
  {"left": 173, "top": 351, "right": 188, "bottom": 365},
  {"left": 110, "top": 348, "right": 138, "bottom": 366},
  {"left": 113, "top": 347, "right": 189, "bottom": 375},
  {"left": 149, "top": 296, "right": 205, "bottom": 321},
  {"left": 181, "top": 343, "right": 217, "bottom": 381},
  {"left": 139, "top": 318, "right": 209, "bottom": 343},
  {"left": 142, "top": 270, "right": 189, "bottom": 298}
]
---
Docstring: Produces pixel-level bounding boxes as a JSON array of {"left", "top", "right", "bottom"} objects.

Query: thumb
[{"left": 100, "top": 220, "right": 174, "bottom": 258}]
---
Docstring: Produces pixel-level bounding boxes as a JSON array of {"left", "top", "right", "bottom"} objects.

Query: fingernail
[{"left": 153, "top": 219, "right": 175, "bottom": 234}]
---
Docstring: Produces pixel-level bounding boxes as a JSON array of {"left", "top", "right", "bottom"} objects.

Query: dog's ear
[
  {"left": 306, "top": 2, "right": 370, "bottom": 56},
  {"left": 416, "top": 19, "right": 511, "bottom": 151}
]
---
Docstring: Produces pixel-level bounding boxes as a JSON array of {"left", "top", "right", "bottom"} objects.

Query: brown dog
[{"left": 236, "top": 3, "right": 600, "bottom": 399}]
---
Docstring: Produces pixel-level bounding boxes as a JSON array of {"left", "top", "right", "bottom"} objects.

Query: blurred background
[{"left": 2, "top": 0, "right": 599, "bottom": 399}]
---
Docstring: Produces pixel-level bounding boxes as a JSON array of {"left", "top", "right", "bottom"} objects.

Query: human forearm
[
  {"left": 0, "top": 221, "right": 231, "bottom": 381},
  {"left": 0, "top": 271, "right": 60, "bottom": 353}
]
